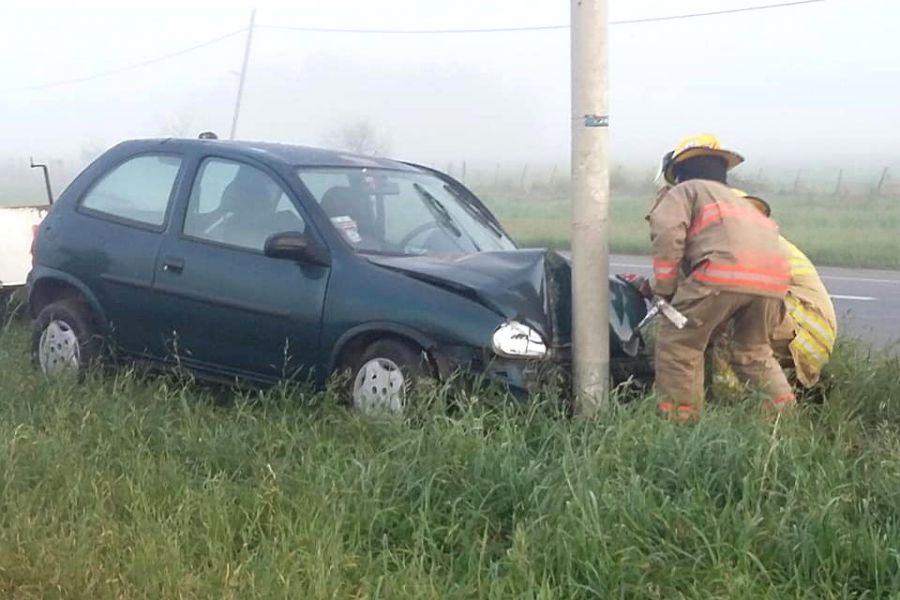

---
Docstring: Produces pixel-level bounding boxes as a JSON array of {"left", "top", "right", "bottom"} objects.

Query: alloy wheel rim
[
  {"left": 352, "top": 357, "right": 406, "bottom": 413},
  {"left": 38, "top": 320, "right": 81, "bottom": 377}
]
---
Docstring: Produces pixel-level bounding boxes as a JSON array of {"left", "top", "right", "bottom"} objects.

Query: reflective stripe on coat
[
  {"left": 648, "top": 180, "right": 789, "bottom": 298},
  {"left": 780, "top": 237, "right": 837, "bottom": 387}
]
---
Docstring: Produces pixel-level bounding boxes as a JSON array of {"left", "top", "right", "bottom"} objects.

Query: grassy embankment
[
  {"left": 481, "top": 187, "right": 900, "bottom": 270},
  {"left": 1, "top": 316, "right": 899, "bottom": 598}
]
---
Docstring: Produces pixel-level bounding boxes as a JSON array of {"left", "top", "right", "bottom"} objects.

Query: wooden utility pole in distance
[
  {"left": 229, "top": 9, "right": 256, "bottom": 140},
  {"left": 571, "top": 0, "right": 610, "bottom": 417}
]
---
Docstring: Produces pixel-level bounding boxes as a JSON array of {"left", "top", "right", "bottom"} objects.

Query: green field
[
  {"left": 2, "top": 317, "right": 900, "bottom": 598},
  {"left": 4, "top": 180, "right": 897, "bottom": 269},
  {"left": 478, "top": 186, "right": 900, "bottom": 270}
]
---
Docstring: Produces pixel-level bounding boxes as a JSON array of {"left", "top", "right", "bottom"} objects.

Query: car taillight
[{"left": 30, "top": 224, "right": 39, "bottom": 267}]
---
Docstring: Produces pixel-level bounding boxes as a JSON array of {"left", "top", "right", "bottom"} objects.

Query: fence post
[
  {"left": 520, "top": 163, "right": 529, "bottom": 191},
  {"left": 876, "top": 167, "right": 889, "bottom": 195},
  {"left": 793, "top": 169, "right": 802, "bottom": 194},
  {"left": 834, "top": 169, "right": 843, "bottom": 196},
  {"left": 617, "top": 164, "right": 625, "bottom": 189},
  {"left": 549, "top": 163, "right": 558, "bottom": 187}
]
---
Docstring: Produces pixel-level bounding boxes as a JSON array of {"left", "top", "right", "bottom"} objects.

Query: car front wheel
[
  {"left": 32, "top": 299, "right": 100, "bottom": 379},
  {"left": 350, "top": 339, "right": 429, "bottom": 414}
]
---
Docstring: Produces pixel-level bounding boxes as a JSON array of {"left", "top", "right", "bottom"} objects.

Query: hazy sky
[{"left": 2, "top": 0, "right": 898, "bottom": 182}]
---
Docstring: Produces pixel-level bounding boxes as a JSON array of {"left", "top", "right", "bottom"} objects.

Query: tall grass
[
  {"left": 480, "top": 185, "right": 900, "bottom": 270},
  {"left": 1, "top": 320, "right": 900, "bottom": 597}
]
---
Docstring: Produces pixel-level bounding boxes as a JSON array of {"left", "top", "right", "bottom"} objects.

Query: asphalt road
[{"left": 608, "top": 254, "right": 900, "bottom": 348}]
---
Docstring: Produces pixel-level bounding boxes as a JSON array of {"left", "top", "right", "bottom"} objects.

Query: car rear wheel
[
  {"left": 32, "top": 299, "right": 100, "bottom": 379},
  {"left": 350, "top": 339, "right": 429, "bottom": 414}
]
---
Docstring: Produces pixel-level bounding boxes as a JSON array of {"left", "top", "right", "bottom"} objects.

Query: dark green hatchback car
[{"left": 28, "top": 138, "right": 650, "bottom": 410}]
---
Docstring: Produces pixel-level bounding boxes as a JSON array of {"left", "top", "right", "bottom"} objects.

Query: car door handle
[{"left": 162, "top": 257, "right": 185, "bottom": 274}]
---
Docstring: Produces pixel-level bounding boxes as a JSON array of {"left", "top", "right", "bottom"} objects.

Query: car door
[
  {"left": 71, "top": 152, "right": 184, "bottom": 357},
  {"left": 152, "top": 156, "right": 330, "bottom": 382}
]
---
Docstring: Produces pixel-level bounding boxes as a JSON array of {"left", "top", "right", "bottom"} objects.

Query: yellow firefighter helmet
[
  {"left": 664, "top": 134, "right": 744, "bottom": 184},
  {"left": 731, "top": 187, "right": 771, "bottom": 217}
]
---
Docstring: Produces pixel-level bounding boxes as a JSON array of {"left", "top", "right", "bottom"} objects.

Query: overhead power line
[
  {"left": 3, "top": 28, "right": 247, "bottom": 92},
  {"left": 257, "top": 23, "right": 569, "bottom": 34},
  {"left": 4, "top": 0, "right": 825, "bottom": 92},
  {"left": 612, "top": 0, "right": 824, "bottom": 25},
  {"left": 258, "top": 0, "right": 824, "bottom": 34}
]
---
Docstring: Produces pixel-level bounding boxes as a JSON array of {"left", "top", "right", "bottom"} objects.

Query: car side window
[
  {"left": 80, "top": 154, "right": 182, "bottom": 227},
  {"left": 183, "top": 158, "right": 305, "bottom": 252}
]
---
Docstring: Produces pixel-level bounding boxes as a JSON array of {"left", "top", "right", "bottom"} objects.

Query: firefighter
[
  {"left": 733, "top": 190, "right": 838, "bottom": 388},
  {"left": 648, "top": 134, "right": 795, "bottom": 421}
]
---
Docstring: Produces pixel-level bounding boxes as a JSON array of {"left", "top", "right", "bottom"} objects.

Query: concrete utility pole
[
  {"left": 570, "top": 0, "right": 610, "bottom": 416},
  {"left": 229, "top": 9, "right": 256, "bottom": 140}
]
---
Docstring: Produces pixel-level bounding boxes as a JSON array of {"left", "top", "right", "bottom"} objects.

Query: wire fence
[
  {"left": 2, "top": 155, "right": 899, "bottom": 208},
  {"left": 445, "top": 161, "right": 900, "bottom": 200}
]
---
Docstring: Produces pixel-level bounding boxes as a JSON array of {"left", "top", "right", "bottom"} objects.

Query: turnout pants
[{"left": 655, "top": 280, "right": 795, "bottom": 421}]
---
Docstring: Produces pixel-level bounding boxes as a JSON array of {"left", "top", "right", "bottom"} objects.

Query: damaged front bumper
[
  {"left": 367, "top": 248, "right": 654, "bottom": 398},
  {"left": 430, "top": 342, "right": 654, "bottom": 402}
]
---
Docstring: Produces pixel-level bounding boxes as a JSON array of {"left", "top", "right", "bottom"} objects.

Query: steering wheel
[{"left": 398, "top": 222, "right": 442, "bottom": 250}]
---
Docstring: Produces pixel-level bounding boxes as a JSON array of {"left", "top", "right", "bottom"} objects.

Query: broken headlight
[{"left": 491, "top": 321, "right": 547, "bottom": 359}]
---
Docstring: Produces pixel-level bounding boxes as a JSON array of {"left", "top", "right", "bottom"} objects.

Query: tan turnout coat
[{"left": 648, "top": 180, "right": 790, "bottom": 299}]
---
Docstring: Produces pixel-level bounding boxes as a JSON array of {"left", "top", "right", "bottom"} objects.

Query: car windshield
[{"left": 296, "top": 167, "right": 516, "bottom": 256}]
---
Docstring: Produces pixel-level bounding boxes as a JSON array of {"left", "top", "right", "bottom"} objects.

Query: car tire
[
  {"left": 32, "top": 299, "right": 101, "bottom": 379},
  {"left": 349, "top": 339, "right": 429, "bottom": 414}
]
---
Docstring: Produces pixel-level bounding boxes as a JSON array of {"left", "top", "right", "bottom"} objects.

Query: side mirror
[{"left": 264, "top": 232, "right": 330, "bottom": 267}]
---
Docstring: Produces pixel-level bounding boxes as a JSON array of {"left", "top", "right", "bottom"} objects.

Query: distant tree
[{"left": 321, "top": 120, "right": 390, "bottom": 156}]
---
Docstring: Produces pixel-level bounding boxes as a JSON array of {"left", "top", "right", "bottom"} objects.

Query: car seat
[
  {"left": 320, "top": 186, "right": 376, "bottom": 239},
  {"left": 218, "top": 167, "right": 282, "bottom": 249}
]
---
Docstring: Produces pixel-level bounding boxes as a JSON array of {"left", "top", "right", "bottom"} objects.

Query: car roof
[{"left": 114, "top": 138, "right": 422, "bottom": 171}]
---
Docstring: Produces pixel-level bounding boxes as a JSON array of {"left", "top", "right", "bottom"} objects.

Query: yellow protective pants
[{"left": 712, "top": 296, "right": 835, "bottom": 391}]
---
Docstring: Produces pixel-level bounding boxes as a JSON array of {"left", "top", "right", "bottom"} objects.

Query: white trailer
[{"left": 0, "top": 206, "right": 47, "bottom": 300}]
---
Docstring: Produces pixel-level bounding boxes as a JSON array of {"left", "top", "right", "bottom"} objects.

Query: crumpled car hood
[
  {"left": 366, "top": 249, "right": 549, "bottom": 325},
  {"left": 365, "top": 249, "right": 646, "bottom": 355}
]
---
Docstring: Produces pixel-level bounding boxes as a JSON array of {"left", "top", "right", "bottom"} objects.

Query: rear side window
[{"left": 80, "top": 154, "right": 182, "bottom": 227}]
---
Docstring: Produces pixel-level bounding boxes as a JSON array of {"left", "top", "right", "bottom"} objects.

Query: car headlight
[{"left": 491, "top": 321, "right": 548, "bottom": 359}]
